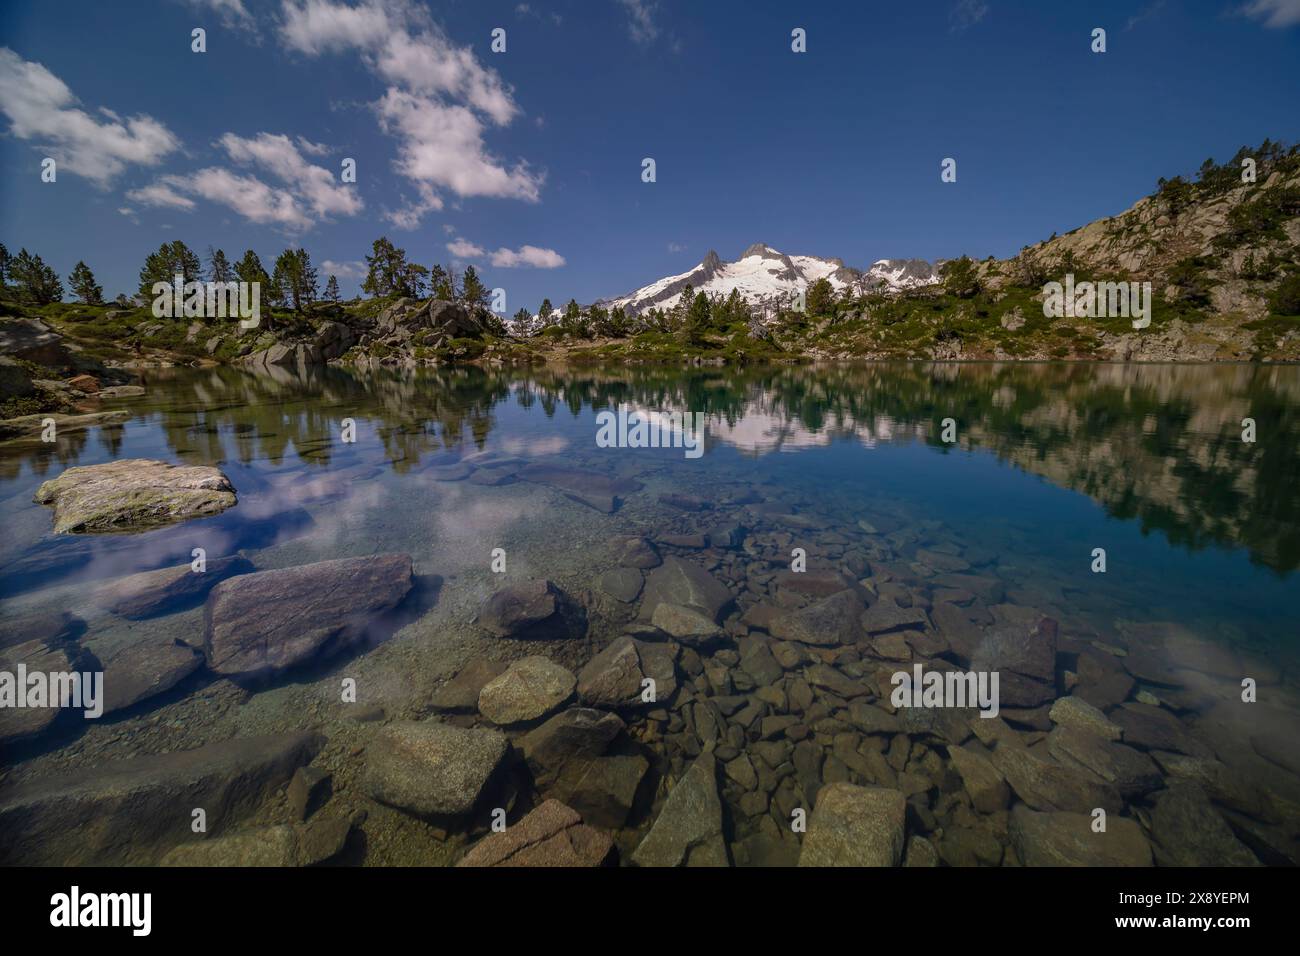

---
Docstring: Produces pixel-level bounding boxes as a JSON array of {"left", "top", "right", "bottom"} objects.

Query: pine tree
[
  {"left": 208, "top": 248, "right": 233, "bottom": 284},
  {"left": 806, "top": 277, "right": 835, "bottom": 316},
  {"left": 0, "top": 243, "right": 10, "bottom": 292},
  {"left": 272, "top": 248, "right": 318, "bottom": 312},
  {"left": 138, "top": 240, "right": 201, "bottom": 298},
  {"left": 512, "top": 307, "right": 531, "bottom": 330},
  {"left": 234, "top": 250, "right": 272, "bottom": 329},
  {"left": 11, "top": 249, "right": 64, "bottom": 305},
  {"left": 324, "top": 274, "right": 341, "bottom": 302},
  {"left": 362, "top": 237, "right": 427, "bottom": 298},
  {"left": 69, "top": 261, "right": 103, "bottom": 304},
  {"left": 685, "top": 291, "right": 711, "bottom": 343},
  {"left": 460, "top": 265, "right": 490, "bottom": 310},
  {"left": 537, "top": 298, "right": 554, "bottom": 326},
  {"left": 428, "top": 263, "right": 450, "bottom": 299}
]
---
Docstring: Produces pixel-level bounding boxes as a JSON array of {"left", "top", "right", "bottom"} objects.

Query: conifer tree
[{"left": 69, "top": 261, "right": 103, "bottom": 304}]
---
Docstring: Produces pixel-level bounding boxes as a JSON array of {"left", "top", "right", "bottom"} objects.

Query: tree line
[{"left": 0, "top": 236, "right": 498, "bottom": 317}]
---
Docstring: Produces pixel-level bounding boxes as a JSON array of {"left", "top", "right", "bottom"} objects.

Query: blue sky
[{"left": 1, "top": 0, "right": 1299, "bottom": 311}]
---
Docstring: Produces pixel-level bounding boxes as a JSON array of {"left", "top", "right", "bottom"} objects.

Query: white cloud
[
  {"left": 218, "top": 131, "right": 362, "bottom": 218},
  {"left": 0, "top": 48, "right": 180, "bottom": 186},
  {"left": 1241, "top": 0, "right": 1300, "bottom": 27},
  {"left": 375, "top": 89, "right": 541, "bottom": 203},
  {"left": 490, "top": 245, "right": 565, "bottom": 268},
  {"left": 618, "top": 0, "right": 660, "bottom": 45},
  {"left": 129, "top": 130, "right": 361, "bottom": 230},
  {"left": 295, "top": 135, "right": 331, "bottom": 156},
  {"left": 447, "top": 238, "right": 487, "bottom": 258},
  {"left": 445, "top": 238, "right": 565, "bottom": 268},
  {"left": 180, "top": 0, "right": 256, "bottom": 30},
  {"left": 175, "top": 167, "right": 313, "bottom": 228},
  {"left": 668, "top": 242, "right": 686, "bottom": 253},
  {"left": 125, "top": 181, "right": 195, "bottom": 210},
  {"left": 279, "top": 0, "right": 540, "bottom": 226},
  {"left": 322, "top": 258, "right": 366, "bottom": 278},
  {"left": 949, "top": 0, "right": 989, "bottom": 33}
]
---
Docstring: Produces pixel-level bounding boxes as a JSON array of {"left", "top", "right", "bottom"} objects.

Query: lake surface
[{"left": 1, "top": 361, "right": 1298, "bottom": 866}]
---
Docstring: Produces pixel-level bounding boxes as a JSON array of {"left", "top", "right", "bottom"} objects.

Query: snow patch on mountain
[{"left": 600, "top": 244, "right": 939, "bottom": 316}]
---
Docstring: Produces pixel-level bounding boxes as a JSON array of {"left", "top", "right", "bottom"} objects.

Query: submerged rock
[
  {"left": 95, "top": 555, "right": 254, "bottom": 619},
  {"left": 0, "top": 639, "right": 75, "bottom": 744},
  {"left": 639, "top": 556, "right": 732, "bottom": 624},
  {"left": 0, "top": 732, "right": 323, "bottom": 865},
  {"left": 34, "top": 459, "right": 237, "bottom": 534},
  {"left": 203, "top": 553, "right": 413, "bottom": 678},
  {"left": 948, "top": 745, "right": 1010, "bottom": 813},
  {"left": 160, "top": 816, "right": 352, "bottom": 867},
  {"left": 93, "top": 636, "right": 203, "bottom": 715},
  {"left": 1048, "top": 695, "right": 1122, "bottom": 740},
  {"left": 1149, "top": 784, "right": 1260, "bottom": 866},
  {"left": 1009, "top": 805, "right": 1152, "bottom": 866},
  {"left": 597, "top": 567, "right": 644, "bottom": 603},
  {"left": 650, "top": 603, "right": 723, "bottom": 645},
  {"left": 477, "top": 579, "right": 580, "bottom": 639},
  {"left": 363, "top": 720, "right": 508, "bottom": 817},
  {"left": 577, "top": 636, "right": 678, "bottom": 709},
  {"left": 769, "top": 588, "right": 865, "bottom": 646},
  {"left": 477, "top": 656, "right": 576, "bottom": 725},
  {"left": 798, "top": 783, "right": 906, "bottom": 867},
  {"left": 431, "top": 658, "right": 509, "bottom": 712},
  {"left": 632, "top": 753, "right": 728, "bottom": 867},
  {"left": 992, "top": 741, "right": 1122, "bottom": 813},
  {"left": 457, "top": 800, "right": 614, "bottom": 867},
  {"left": 521, "top": 707, "right": 626, "bottom": 789}
]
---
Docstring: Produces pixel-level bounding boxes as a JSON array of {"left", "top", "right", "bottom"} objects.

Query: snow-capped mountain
[{"left": 598, "top": 244, "right": 939, "bottom": 316}]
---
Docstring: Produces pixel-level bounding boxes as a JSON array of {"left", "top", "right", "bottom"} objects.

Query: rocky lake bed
[{"left": 0, "top": 361, "right": 1298, "bottom": 867}]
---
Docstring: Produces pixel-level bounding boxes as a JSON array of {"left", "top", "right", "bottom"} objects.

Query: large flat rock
[
  {"left": 0, "top": 732, "right": 323, "bottom": 865},
  {"left": 34, "top": 459, "right": 237, "bottom": 534},
  {"left": 203, "top": 553, "right": 413, "bottom": 678},
  {"left": 798, "top": 783, "right": 906, "bottom": 867}
]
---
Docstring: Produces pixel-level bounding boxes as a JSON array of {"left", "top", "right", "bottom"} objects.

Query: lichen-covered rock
[{"left": 34, "top": 459, "right": 236, "bottom": 534}]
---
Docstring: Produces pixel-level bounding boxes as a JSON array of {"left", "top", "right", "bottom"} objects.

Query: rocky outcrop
[
  {"left": 0, "top": 732, "right": 323, "bottom": 865},
  {"left": 34, "top": 459, "right": 237, "bottom": 534},
  {"left": 203, "top": 553, "right": 413, "bottom": 678}
]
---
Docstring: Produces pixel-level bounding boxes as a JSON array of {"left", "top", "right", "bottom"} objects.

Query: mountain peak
[{"left": 740, "top": 242, "right": 775, "bottom": 258}]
